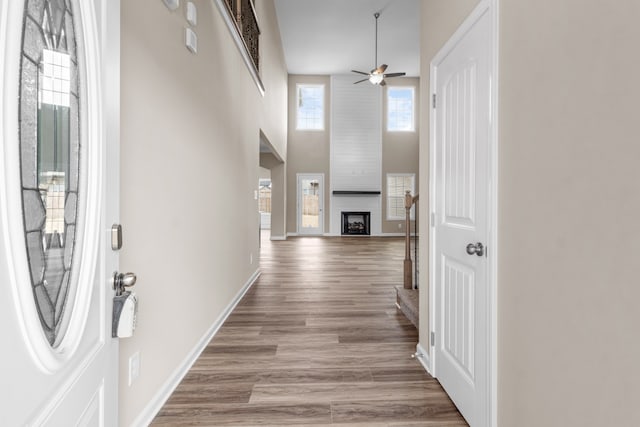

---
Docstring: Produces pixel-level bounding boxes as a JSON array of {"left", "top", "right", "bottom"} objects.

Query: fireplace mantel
[{"left": 333, "top": 191, "right": 381, "bottom": 195}]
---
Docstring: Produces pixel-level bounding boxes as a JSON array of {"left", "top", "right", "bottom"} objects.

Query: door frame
[
  {"left": 428, "top": 1, "right": 498, "bottom": 426},
  {"left": 296, "top": 173, "right": 324, "bottom": 235}
]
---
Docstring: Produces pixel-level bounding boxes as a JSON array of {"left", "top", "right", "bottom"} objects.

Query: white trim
[
  {"left": 270, "top": 235, "right": 287, "bottom": 241},
  {"left": 0, "top": 0, "right": 104, "bottom": 373},
  {"left": 489, "top": 2, "right": 500, "bottom": 426},
  {"left": 295, "top": 83, "right": 325, "bottom": 131},
  {"left": 428, "top": 2, "right": 498, "bottom": 427},
  {"left": 385, "top": 173, "right": 416, "bottom": 221},
  {"left": 296, "top": 173, "right": 325, "bottom": 235},
  {"left": 131, "top": 269, "right": 262, "bottom": 427},
  {"left": 213, "top": 0, "right": 265, "bottom": 96},
  {"left": 386, "top": 86, "right": 416, "bottom": 132},
  {"left": 415, "top": 342, "right": 432, "bottom": 375}
]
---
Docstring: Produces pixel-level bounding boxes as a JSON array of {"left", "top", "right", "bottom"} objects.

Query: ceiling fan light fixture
[
  {"left": 369, "top": 74, "right": 384, "bottom": 85},
  {"left": 351, "top": 12, "right": 406, "bottom": 86}
]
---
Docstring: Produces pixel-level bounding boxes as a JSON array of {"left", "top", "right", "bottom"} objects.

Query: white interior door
[
  {"left": 430, "top": 4, "right": 493, "bottom": 427},
  {"left": 0, "top": 0, "right": 120, "bottom": 424},
  {"left": 297, "top": 173, "right": 324, "bottom": 235}
]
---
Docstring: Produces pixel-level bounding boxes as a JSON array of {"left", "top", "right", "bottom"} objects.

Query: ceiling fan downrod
[{"left": 374, "top": 12, "right": 380, "bottom": 71}]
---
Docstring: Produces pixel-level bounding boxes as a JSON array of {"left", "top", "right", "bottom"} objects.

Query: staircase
[
  {"left": 396, "top": 191, "right": 419, "bottom": 328},
  {"left": 396, "top": 286, "right": 419, "bottom": 328}
]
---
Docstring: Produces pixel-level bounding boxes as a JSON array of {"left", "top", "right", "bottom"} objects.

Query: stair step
[{"left": 395, "top": 287, "right": 419, "bottom": 329}]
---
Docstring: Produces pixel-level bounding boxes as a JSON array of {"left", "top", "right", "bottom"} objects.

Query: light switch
[
  {"left": 185, "top": 28, "right": 197, "bottom": 54},
  {"left": 186, "top": 2, "right": 197, "bottom": 26},
  {"left": 162, "top": 0, "right": 179, "bottom": 11}
]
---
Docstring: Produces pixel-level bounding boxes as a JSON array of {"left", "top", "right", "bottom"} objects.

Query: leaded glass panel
[{"left": 19, "top": 0, "right": 81, "bottom": 347}]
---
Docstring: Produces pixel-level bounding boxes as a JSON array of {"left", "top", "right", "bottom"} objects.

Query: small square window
[
  {"left": 296, "top": 84, "right": 324, "bottom": 130},
  {"left": 387, "top": 87, "right": 415, "bottom": 132}
]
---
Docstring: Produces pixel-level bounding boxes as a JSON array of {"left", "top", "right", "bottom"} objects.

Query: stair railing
[{"left": 404, "top": 190, "right": 419, "bottom": 289}]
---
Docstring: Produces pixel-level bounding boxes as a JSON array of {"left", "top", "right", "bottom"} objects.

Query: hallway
[{"left": 152, "top": 236, "right": 466, "bottom": 426}]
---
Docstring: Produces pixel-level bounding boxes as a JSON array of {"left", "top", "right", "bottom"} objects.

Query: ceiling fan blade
[
  {"left": 351, "top": 70, "right": 370, "bottom": 76},
  {"left": 374, "top": 64, "right": 388, "bottom": 74},
  {"left": 353, "top": 78, "right": 369, "bottom": 84},
  {"left": 383, "top": 72, "right": 406, "bottom": 78}
]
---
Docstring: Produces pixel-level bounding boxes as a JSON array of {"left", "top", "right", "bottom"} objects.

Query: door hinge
[
  {"left": 432, "top": 93, "right": 437, "bottom": 109},
  {"left": 430, "top": 331, "right": 436, "bottom": 347}
]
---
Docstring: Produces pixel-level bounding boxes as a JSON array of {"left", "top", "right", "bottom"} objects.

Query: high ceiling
[{"left": 273, "top": 0, "right": 421, "bottom": 78}]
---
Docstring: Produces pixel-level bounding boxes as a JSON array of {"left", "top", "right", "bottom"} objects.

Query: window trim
[
  {"left": 386, "top": 86, "right": 415, "bottom": 132},
  {"left": 296, "top": 83, "right": 325, "bottom": 131},
  {"left": 386, "top": 173, "right": 416, "bottom": 221}
]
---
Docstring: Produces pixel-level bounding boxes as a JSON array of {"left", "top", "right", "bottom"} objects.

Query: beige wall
[
  {"left": 259, "top": 167, "right": 271, "bottom": 180},
  {"left": 418, "top": 0, "right": 480, "bottom": 355},
  {"left": 270, "top": 162, "right": 287, "bottom": 238},
  {"left": 498, "top": 0, "right": 640, "bottom": 425},
  {"left": 119, "top": 0, "right": 287, "bottom": 425},
  {"left": 382, "top": 78, "right": 420, "bottom": 234},
  {"left": 286, "top": 75, "right": 331, "bottom": 234},
  {"left": 421, "top": 0, "right": 640, "bottom": 425}
]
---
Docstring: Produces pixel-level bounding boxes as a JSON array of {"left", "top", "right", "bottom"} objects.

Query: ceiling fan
[{"left": 352, "top": 12, "right": 406, "bottom": 86}]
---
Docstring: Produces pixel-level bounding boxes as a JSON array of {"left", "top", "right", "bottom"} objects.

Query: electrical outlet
[
  {"left": 129, "top": 351, "right": 140, "bottom": 386},
  {"left": 250, "top": 253, "right": 253, "bottom": 264},
  {"left": 398, "top": 223, "right": 402, "bottom": 229}
]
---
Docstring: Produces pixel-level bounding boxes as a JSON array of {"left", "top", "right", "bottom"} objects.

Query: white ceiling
[{"left": 273, "top": 0, "right": 421, "bottom": 78}]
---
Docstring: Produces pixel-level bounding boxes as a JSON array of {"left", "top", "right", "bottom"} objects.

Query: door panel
[
  {"left": 297, "top": 174, "right": 324, "bottom": 235},
  {"left": 431, "top": 5, "right": 492, "bottom": 427},
  {"left": 443, "top": 63, "right": 477, "bottom": 227},
  {"left": 0, "top": 0, "right": 119, "bottom": 424},
  {"left": 442, "top": 255, "right": 475, "bottom": 383}
]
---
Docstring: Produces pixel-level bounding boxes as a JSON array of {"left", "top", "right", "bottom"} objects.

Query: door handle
[
  {"left": 113, "top": 271, "right": 137, "bottom": 295},
  {"left": 466, "top": 242, "right": 484, "bottom": 257}
]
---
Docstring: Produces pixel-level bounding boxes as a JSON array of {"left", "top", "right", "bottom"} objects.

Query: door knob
[
  {"left": 466, "top": 242, "right": 484, "bottom": 257},
  {"left": 113, "top": 272, "right": 137, "bottom": 295}
]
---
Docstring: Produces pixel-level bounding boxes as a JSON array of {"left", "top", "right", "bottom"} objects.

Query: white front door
[
  {"left": 430, "top": 4, "right": 494, "bottom": 426},
  {"left": 0, "top": 0, "right": 120, "bottom": 424},
  {"left": 297, "top": 173, "right": 324, "bottom": 235}
]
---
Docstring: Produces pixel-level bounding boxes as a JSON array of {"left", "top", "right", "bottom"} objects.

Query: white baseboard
[
  {"left": 131, "top": 269, "right": 261, "bottom": 427},
  {"left": 415, "top": 342, "right": 433, "bottom": 376},
  {"left": 270, "top": 235, "right": 287, "bottom": 241}
]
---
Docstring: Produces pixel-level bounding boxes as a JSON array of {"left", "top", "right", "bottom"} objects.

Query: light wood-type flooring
[{"left": 152, "top": 234, "right": 467, "bottom": 426}]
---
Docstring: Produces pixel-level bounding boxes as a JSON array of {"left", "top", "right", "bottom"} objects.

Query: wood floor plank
[
  {"left": 152, "top": 234, "right": 466, "bottom": 426},
  {"left": 249, "top": 381, "right": 446, "bottom": 404},
  {"left": 330, "top": 399, "right": 466, "bottom": 424},
  {"left": 153, "top": 403, "right": 332, "bottom": 426}
]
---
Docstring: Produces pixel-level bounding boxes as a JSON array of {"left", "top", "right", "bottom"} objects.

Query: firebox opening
[{"left": 341, "top": 211, "right": 371, "bottom": 236}]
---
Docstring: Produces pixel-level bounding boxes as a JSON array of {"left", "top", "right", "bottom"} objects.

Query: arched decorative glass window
[{"left": 19, "top": 0, "right": 80, "bottom": 347}]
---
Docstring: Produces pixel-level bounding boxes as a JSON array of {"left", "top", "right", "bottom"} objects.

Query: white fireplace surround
[
  {"left": 328, "top": 75, "right": 383, "bottom": 236},
  {"left": 330, "top": 194, "right": 381, "bottom": 235}
]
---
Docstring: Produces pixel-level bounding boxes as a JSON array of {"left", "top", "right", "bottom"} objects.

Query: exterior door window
[{"left": 20, "top": 0, "right": 81, "bottom": 347}]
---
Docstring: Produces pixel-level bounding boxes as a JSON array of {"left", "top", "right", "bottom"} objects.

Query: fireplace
[{"left": 341, "top": 211, "right": 371, "bottom": 236}]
